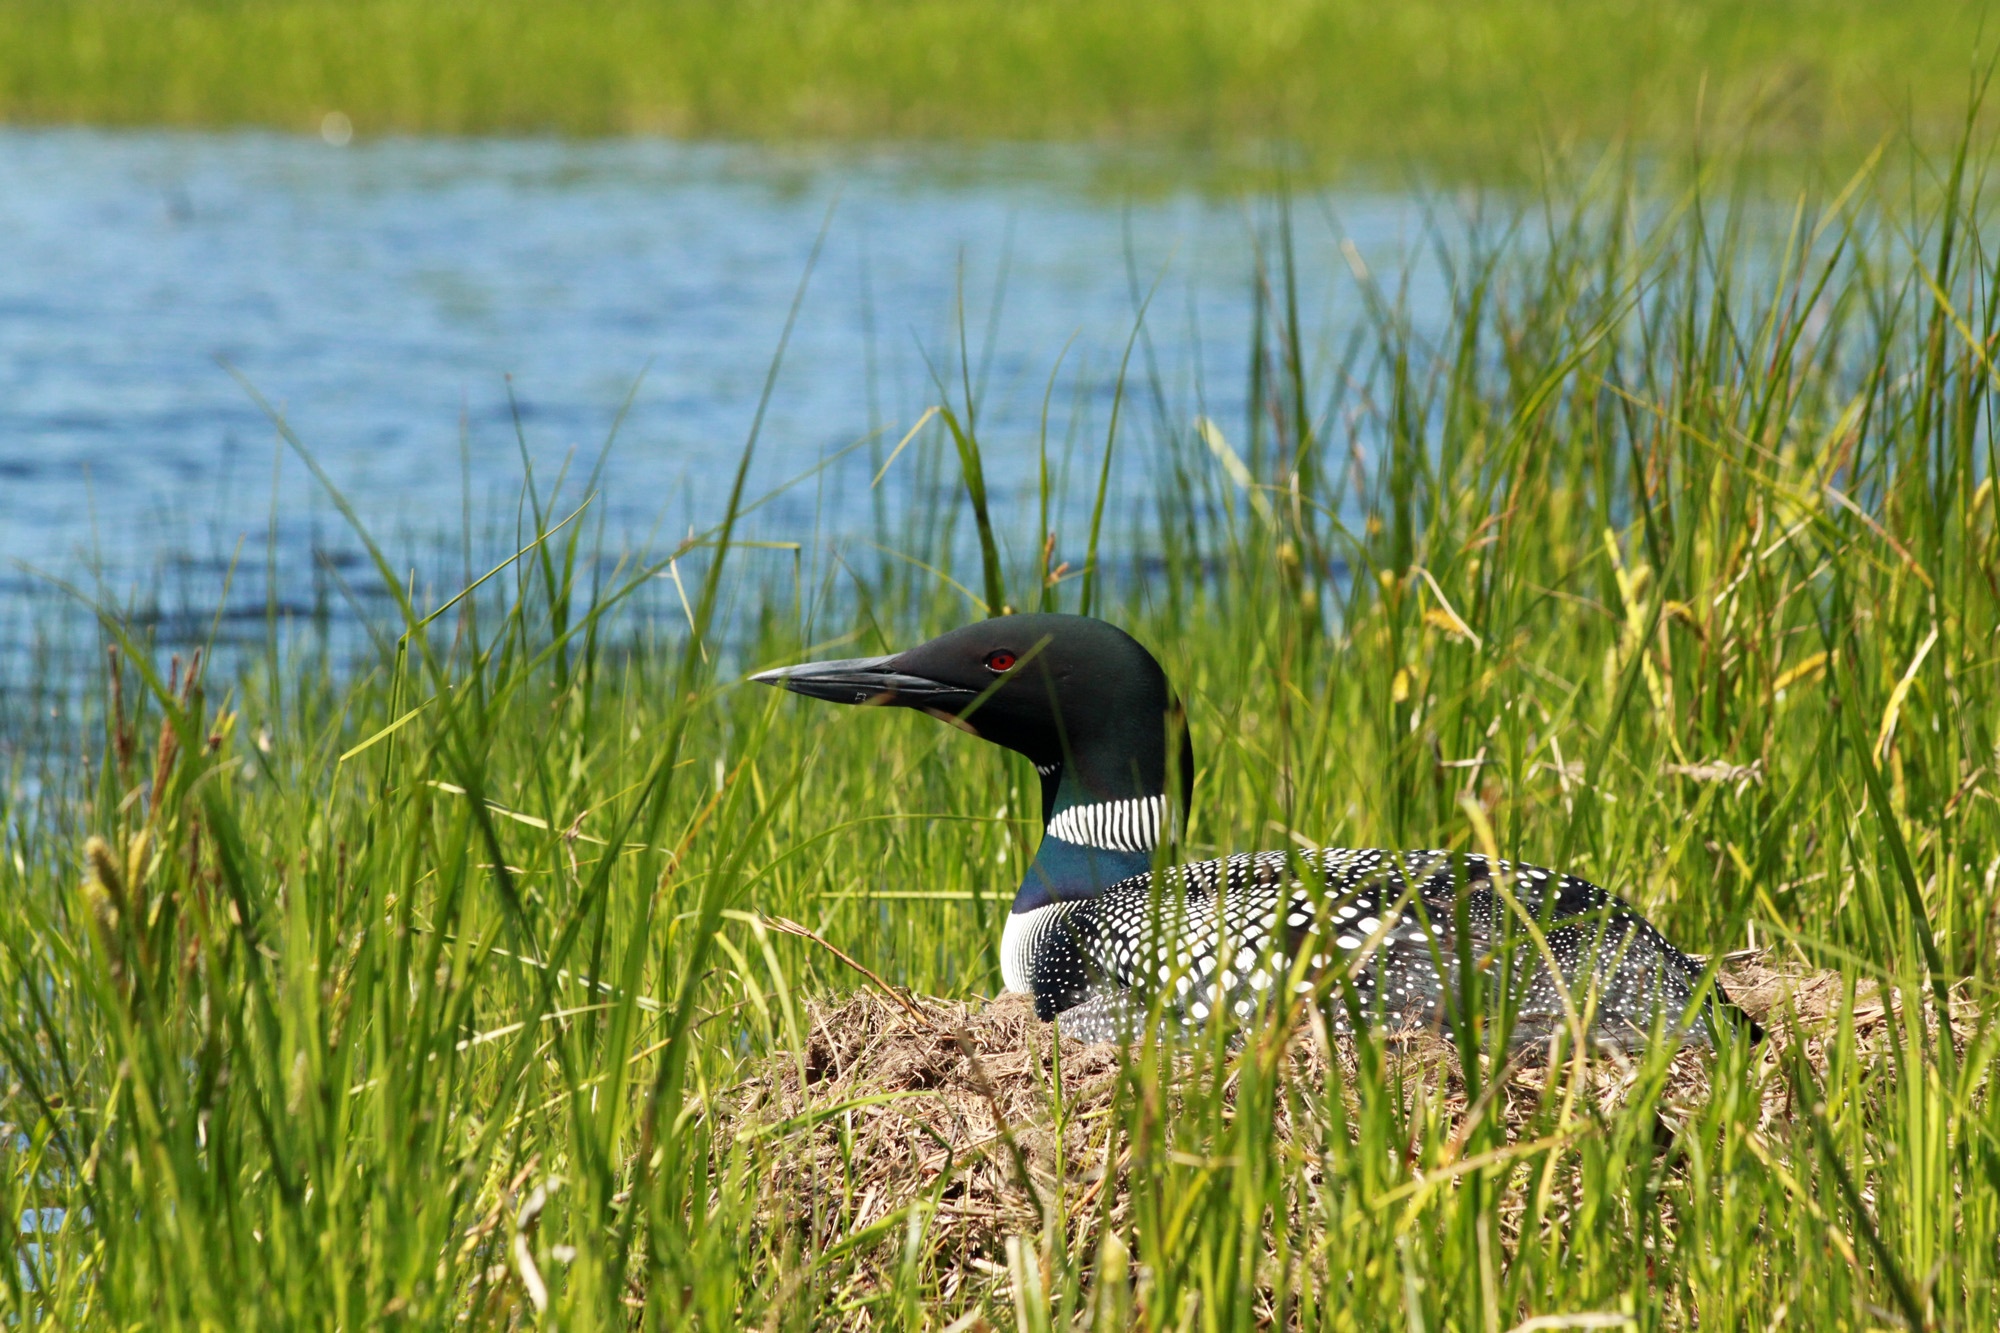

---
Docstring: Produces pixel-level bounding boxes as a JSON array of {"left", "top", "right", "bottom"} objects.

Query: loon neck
[{"left": 1012, "top": 763, "right": 1169, "bottom": 912}]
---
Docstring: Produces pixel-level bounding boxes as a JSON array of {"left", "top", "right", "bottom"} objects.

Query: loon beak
[{"left": 749, "top": 655, "right": 974, "bottom": 708}]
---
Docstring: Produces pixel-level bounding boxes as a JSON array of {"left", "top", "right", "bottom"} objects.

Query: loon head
[
  {"left": 756, "top": 614, "right": 1194, "bottom": 992},
  {"left": 751, "top": 612, "right": 1194, "bottom": 838}
]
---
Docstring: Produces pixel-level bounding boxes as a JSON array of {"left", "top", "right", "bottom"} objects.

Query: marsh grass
[
  {"left": 0, "top": 0, "right": 1989, "bottom": 177},
  {"left": 5, "top": 141, "right": 2000, "bottom": 1328}
]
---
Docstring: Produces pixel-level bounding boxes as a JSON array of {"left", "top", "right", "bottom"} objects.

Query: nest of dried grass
[{"left": 721, "top": 956, "right": 1948, "bottom": 1307}]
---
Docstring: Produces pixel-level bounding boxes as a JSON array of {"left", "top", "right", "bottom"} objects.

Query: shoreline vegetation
[
  {"left": 0, "top": 0, "right": 1988, "bottom": 175},
  {"left": 4, "top": 135, "right": 2000, "bottom": 1323}
]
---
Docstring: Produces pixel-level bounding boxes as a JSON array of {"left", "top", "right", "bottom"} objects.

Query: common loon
[{"left": 754, "top": 613, "right": 1746, "bottom": 1050}]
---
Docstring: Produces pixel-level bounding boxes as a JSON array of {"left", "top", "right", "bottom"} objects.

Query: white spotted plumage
[{"left": 1023, "top": 847, "right": 1717, "bottom": 1048}]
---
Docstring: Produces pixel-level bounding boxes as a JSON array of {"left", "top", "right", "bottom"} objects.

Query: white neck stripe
[{"left": 1046, "top": 795, "right": 1165, "bottom": 853}]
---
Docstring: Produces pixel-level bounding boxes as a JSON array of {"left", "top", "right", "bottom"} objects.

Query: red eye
[{"left": 984, "top": 650, "right": 1017, "bottom": 673}]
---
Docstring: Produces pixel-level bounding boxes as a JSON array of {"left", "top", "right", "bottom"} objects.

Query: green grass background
[{"left": 0, "top": 0, "right": 1990, "bottom": 172}]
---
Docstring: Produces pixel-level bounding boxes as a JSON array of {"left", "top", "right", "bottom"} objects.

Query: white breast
[{"left": 1000, "top": 904, "right": 1063, "bottom": 993}]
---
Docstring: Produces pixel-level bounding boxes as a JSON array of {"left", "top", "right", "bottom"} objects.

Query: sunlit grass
[
  {"left": 3, "top": 140, "right": 2000, "bottom": 1327},
  {"left": 0, "top": 0, "right": 1988, "bottom": 177}
]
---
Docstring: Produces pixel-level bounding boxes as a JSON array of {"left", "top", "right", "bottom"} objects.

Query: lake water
[{"left": 0, "top": 130, "right": 1447, "bottom": 667}]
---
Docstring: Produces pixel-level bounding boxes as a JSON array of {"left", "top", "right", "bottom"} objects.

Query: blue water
[{"left": 0, "top": 130, "right": 1444, "bottom": 662}]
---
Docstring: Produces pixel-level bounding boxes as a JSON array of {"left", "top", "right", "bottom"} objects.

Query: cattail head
[{"left": 81, "top": 835, "right": 123, "bottom": 934}]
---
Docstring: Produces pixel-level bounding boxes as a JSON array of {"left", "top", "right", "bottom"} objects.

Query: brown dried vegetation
[{"left": 724, "top": 958, "right": 1961, "bottom": 1312}]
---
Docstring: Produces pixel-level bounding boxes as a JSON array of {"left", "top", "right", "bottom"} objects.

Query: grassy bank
[
  {"left": 4, "top": 149, "right": 2000, "bottom": 1326},
  {"left": 0, "top": 0, "right": 1988, "bottom": 174}
]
